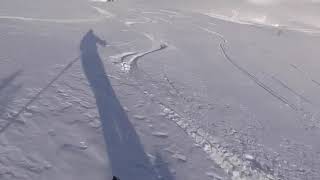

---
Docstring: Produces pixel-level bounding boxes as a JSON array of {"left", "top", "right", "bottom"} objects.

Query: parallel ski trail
[
  {"left": 107, "top": 13, "right": 279, "bottom": 179},
  {"left": 220, "top": 43, "right": 298, "bottom": 111},
  {"left": 290, "top": 64, "right": 320, "bottom": 88},
  {"left": 197, "top": 24, "right": 297, "bottom": 111},
  {"left": 119, "top": 65, "right": 277, "bottom": 180},
  {"left": 111, "top": 48, "right": 276, "bottom": 180},
  {"left": 271, "top": 76, "right": 312, "bottom": 105}
]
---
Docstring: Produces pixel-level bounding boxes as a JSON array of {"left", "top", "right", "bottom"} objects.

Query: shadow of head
[{"left": 80, "top": 29, "right": 106, "bottom": 55}]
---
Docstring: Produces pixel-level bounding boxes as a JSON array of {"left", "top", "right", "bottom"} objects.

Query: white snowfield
[{"left": 0, "top": 0, "right": 320, "bottom": 180}]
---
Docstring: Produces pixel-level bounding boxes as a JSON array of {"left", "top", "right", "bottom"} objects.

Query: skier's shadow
[{"left": 80, "top": 30, "right": 174, "bottom": 180}]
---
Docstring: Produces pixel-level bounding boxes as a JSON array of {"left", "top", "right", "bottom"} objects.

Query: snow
[
  {"left": 0, "top": 16, "right": 104, "bottom": 24},
  {"left": 151, "top": 132, "right": 169, "bottom": 138},
  {"left": 172, "top": 153, "right": 187, "bottom": 162},
  {"left": 1, "top": 0, "right": 320, "bottom": 180},
  {"left": 133, "top": 115, "right": 146, "bottom": 120}
]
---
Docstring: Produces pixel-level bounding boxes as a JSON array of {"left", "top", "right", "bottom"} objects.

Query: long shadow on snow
[{"left": 80, "top": 30, "right": 174, "bottom": 180}]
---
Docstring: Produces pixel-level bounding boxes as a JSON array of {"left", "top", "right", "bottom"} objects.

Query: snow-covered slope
[{"left": 1, "top": 0, "right": 320, "bottom": 180}]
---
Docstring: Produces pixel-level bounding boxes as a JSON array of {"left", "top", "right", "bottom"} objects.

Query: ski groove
[
  {"left": 290, "top": 64, "right": 320, "bottom": 88},
  {"left": 113, "top": 59, "right": 278, "bottom": 180},
  {"left": 108, "top": 22, "right": 279, "bottom": 179},
  {"left": 119, "top": 44, "right": 167, "bottom": 72},
  {"left": 134, "top": 76, "right": 276, "bottom": 180},
  {"left": 271, "top": 76, "right": 312, "bottom": 105},
  {"left": 220, "top": 43, "right": 297, "bottom": 111},
  {"left": 198, "top": 25, "right": 297, "bottom": 111}
]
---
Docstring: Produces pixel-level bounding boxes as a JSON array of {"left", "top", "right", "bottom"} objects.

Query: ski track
[
  {"left": 118, "top": 63, "right": 277, "bottom": 180},
  {"left": 142, "top": 9, "right": 185, "bottom": 19},
  {"left": 2, "top": 6, "right": 312, "bottom": 180},
  {"left": 159, "top": 9, "right": 180, "bottom": 16},
  {"left": 190, "top": 25, "right": 295, "bottom": 179},
  {"left": 128, "top": 45, "right": 167, "bottom": 70},
  {"left": 0, "top": 16, "right": 104, "bottom": 24},
  {"left": 124, "top": 17, "right": 153, "bottom": 26},
  {"left": 111, "top": 32, "right": 167, "bottom": 72},
  {"left": 271, "top": 76, "right": 313, "bottom": 105},
  {"left": 196, "top": 25, "right": 226, "bottom": 43},
  {"left": 151, "top": 16, "right": 172, "bottom": 24},
  {"left": 119, "top": 44, "right": 167, "bottom": 72},
  {"left": 110, "top": 52, "right": 138, "bottom": 63},
  {"left": 0, "top": 7, "right": 293, "bottom": 180},
  {"left": 107, "top": 10, "right": 278, "bottom": 179},
  {"left": 110, "top": 41, "right": 277, "bottom": 180},
  {"left": 91, "top": 6, "right": 115, "bottom": 18},
  {"left": 196, "top": 25, "right": 297, "bottom": 111},
  {"left": 142, "top": 33, "right": 157, "bottom": 48},
  {"left": 159, "top": 9, "right": 190, "bottom": 18},
  {"left": 140, "top": 12, "right": 175, "bottom": 23},
  {"left": 107, "top": 40, "right": 137, "bottom": 47},
  {"left": 290, "top": 64, "right": 320, "bottom": 88},
  {"left": 141, "top": 11, "right": 166, "bottom": 16},
  {"left": 220, "top": 43, "right": 298, "bottom": 112},
  {"left": 196, "top": 24, "right": 320, "bottom": 179},
  {"left": 1, "top": 9, "right": 300, "bottom": 180}
]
